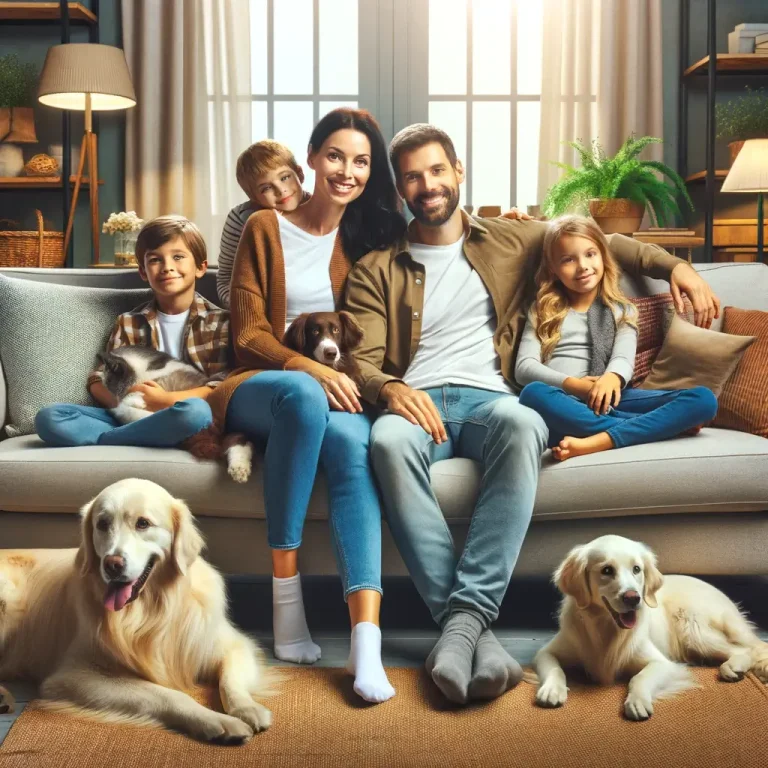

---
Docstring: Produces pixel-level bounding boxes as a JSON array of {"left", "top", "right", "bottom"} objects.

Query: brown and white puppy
[
  {"left": 532, "top": 535, "right": 768, "bottom": 720},
  {"left": 0, "top": 479, "right": 273, "bottom": 744},
  {"left": 283, "top": 311, "right": 364, "bottom": 382}
]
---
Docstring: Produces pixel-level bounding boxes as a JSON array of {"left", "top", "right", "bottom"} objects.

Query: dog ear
[
  {"left": 338, "top": 311, "right": 364, "bottom": 351},
  {"left": 554, "top": 545, "right": 592, "bottom": 609},
  {"left": 642, "top": 549, "right": 664, "bottom": 608},
  {"left": 171, "top": 499, "right": 205, "bottom": 577},
  {"left": 283, "top": 314, "right": 309, "bottom": 353},
  {"left": 77, "top": 497, "right": 99, "bottom": 577}
]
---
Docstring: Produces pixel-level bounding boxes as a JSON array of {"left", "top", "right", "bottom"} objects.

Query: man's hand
[
  {"left": 128, "top": 381, "right": 176, "bottom": 412},
  {"left": 586, "top": 372, "right": 623, "bottom": 415},
  {"left": 670, "top": 263, "right": 720, "bottom": 328},
  {"left": 500, "top": 207, "right": 533, "bottom": 221},
  {"left": 380, "top": 382, "right": 448, "bottom": 444}
]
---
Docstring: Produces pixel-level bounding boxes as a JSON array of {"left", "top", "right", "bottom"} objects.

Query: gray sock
[
  {"left": 425, "top": 611, "right": 484, "bottom": 704},
  {"left": 468, "top": 629, "right": 524, "bottom": 701}
]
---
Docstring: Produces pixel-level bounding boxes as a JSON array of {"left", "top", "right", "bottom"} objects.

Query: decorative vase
[
  {"left": 728, "top": 140, "right": 746, "bottom": 167},
  {"left": 588, "top": 198, "right": 645, "bottom": 235},
  {"left": 0, "top": 143, "right": 24, "bottom": 177},
  {"left": 114, "top": 231, "right": 138, "bottom": 266}
]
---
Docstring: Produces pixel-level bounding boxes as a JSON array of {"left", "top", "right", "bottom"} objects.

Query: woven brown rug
[{"left": 1, "top": 668, "right": 766, "bottom": 768}]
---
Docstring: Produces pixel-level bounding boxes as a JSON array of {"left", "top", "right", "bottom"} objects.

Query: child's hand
[
  {"left": 587, "top": 373, "right": 622, "bottom": 415},
  {"left": 128, "top": 381, "right": 176, "bottom": 412}
]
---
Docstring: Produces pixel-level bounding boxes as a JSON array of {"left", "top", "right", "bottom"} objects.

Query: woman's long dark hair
[{"left": 308, "top": 108, "right": 406, "bottom": 262}]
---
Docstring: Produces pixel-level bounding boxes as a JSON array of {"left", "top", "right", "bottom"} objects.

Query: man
[{"left": 344, "top": 124, "right": 720, "bottom": 705}]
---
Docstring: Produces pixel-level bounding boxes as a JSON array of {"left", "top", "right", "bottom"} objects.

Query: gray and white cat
[{"left": 97, "top": 346, "right": 253, "bottom": 483}]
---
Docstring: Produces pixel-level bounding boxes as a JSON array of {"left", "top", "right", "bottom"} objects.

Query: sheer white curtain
[
  {"left": 537, "top": 0, "right": 663, "bottom": 204},
  {"left": 122, "top": 0, "right": 252, "bottom": 262}
]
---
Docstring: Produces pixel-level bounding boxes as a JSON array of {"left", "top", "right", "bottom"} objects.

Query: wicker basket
[{"left": 0, "top": 209, "right": 65, "bottom": 268}]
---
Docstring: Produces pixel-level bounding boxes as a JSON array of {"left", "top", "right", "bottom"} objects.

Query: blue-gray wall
[
  {"left": 663, "top": 0, "right": 768, "bottom": 242},
  {"left": 0, "top": 0, "right": 124, "bottom": 268}
]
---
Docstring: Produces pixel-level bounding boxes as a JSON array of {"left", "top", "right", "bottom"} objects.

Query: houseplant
[
  {"left": 0, "top": 53, "right": 39, "bottom": 177},
  {"left": 543, "top": 136, "right": 694, "bottom": 234},
  {"left": 716, "top": 87, "right": 768, "bottom": 166}
]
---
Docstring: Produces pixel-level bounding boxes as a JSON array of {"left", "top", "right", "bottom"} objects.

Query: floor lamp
[
  {"left": 721, "top": 138, "right": 768, "bottom": 264},
  {"left": 37, "top": 44, "right": 136, "bottom": 265}
]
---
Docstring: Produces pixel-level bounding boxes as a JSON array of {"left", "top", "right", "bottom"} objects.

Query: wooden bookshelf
[
  {"left": 685, "top": 170, "right": 729, "bottom": 184},
  {"left": 0, "top": 176, "right": 103, "bottom": 188},
  {"left": 683, "top": 54, "right": 768, "bottom": 77},
  {"left": 0, "top": 2, "right": 97, "bottom": 24}
]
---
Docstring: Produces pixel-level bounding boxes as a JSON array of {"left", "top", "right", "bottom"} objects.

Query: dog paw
[
  {"left": 0, "top": 686, "right": 15, "bottom": 715},
  {"left": 624, "top": 692, "right": 653, "bottom": 721},
  {"left": 192, "top": 712, "right": 254, "bottom": 745},
  {"left": 535, "top": 679, "right": 568, "bottom": 708},
  {"left": 719, "top": 656, "right": 749, "bottom": 683},
  {"left": 227, "top": 443, "right": 253, "bottom": 484},
  {"left": 229, "top": 702, "right": 272, "bottom": 732}
]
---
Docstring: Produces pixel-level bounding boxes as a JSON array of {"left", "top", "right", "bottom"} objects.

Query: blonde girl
[{"left": 516, "top": 215, "right": 716, "bottom": 460}]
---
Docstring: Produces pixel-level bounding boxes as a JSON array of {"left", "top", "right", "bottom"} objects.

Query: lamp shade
[
  {"left": 38, "top": 44, "right": 136, "bottom": 111},
  {"left": 721, "top": 139, "right": 768, "bottom": 194}
]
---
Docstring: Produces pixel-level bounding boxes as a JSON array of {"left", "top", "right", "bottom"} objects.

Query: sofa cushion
[
  {"left": 0, "top": 274, "right": 151, "bottom": 436},
  {"left": 2, "top": 428, "right": 767, "bottom": 521}
]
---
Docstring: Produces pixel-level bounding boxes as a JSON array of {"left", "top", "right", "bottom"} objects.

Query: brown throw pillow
[
  {"left": 629, "top": 294, "right": 695, "bottom": 386},
  {"left": 639, "top": 313, "right": 756, "bottom": 396},
  {"left": 712, "top": 307, "right": 768, "bottom": 436}
]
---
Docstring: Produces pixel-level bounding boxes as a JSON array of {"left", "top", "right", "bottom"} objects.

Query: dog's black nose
[
  {"left": 622, "top": 591, "right": 641, "bottom": 608},
  {"left": 104, "top": 555, "right": 126, "bottom": 579},
  {"left": 323, "top": 348, "right": 337, "bottom": 360}
]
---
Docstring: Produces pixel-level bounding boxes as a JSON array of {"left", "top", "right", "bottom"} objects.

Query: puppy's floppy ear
[
  {"left": 171, "top": 499, "right": 205, "bottom": 577},
  {"left": 554, "top": 544, "right": 592, "bottom": 610},
  {"left": 642, "top": 548, "right": 664, "bottom": 608},
  {"left": 77, "top": 497, "right": 99, "bottom": 577},
  {"left": 338, "top": 311, "right": 364, "bottom": 351},
  {"left": 283, "top": 314, "right": 309, "bottom": 353}
]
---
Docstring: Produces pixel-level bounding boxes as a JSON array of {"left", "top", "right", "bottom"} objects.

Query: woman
[{"left": 209, "top": 109, "right": 406, "bottom": 703}]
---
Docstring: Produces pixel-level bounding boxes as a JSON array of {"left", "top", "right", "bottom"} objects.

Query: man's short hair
[
  {"left": 135, "top": 215, "right": 207, "bottom": 270},
  {"left": 236, "top": 140, "right": 301, "bottom": 199},
  {"left": 389, "top": 124, "right": 458, "bottom": 178}
]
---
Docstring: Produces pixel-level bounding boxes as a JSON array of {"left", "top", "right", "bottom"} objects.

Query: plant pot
[
  {"left": 0, "top": 107, "right": 37, "bottom": 143},
  {"left": 588, "top": 199, "right": 645, "bottom": 235},
  {"left": 728, "top": 141, "right": 746, "bottom": 167}
]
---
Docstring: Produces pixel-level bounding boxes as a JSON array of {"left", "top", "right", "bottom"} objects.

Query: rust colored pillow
[
  {"left": 712, "top": 307, "right": 768, "bottom": 437},
  {"left": 629, "top": 294, "right": 694, "bottom": 386}
]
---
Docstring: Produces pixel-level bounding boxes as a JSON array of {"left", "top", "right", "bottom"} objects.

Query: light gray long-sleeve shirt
[{"left": 515, "top": 308, "right": 638, "bottom": 389}]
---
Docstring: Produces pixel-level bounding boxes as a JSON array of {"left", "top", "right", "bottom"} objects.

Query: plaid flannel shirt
[{"left": 87, "top": 292, "right": 232, "bottom": 390}]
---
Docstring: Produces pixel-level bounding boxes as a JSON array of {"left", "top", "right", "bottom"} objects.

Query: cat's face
[{"left": 98, "top": 352, "right": 138, "bottom": 400}]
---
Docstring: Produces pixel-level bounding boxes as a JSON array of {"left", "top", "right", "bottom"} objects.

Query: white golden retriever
[
  {"left": 0, "top": 478, "right": 272, "bottom": 744},
  {"left": 532, "top": 535, "right": 768, "bottom": 720}
]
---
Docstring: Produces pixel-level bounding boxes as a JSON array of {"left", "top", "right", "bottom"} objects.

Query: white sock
[
  {"left": 345, "top": 622, "right": 395, "bottom": 703},
  {"left": 272, "top": 574, "right": 321, "bottom": 664}
]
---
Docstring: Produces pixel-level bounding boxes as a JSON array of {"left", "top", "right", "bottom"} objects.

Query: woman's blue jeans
[
  {"left": 518, "top": 382, "right": 718, "bottom": 449},
  {"left": 225, "top": 370, "right": 382, "bottom": 598},
  {"left": 35, "top": 399, "right": 213, "bottom": 447}
]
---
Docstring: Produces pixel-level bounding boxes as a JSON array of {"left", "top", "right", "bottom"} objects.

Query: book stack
[
  {"left": 728, "top": 23, "right": 768, "bottom": 54},
  {"left": 632, "top": 227, "right": 697, "bottom": 244},
  {"left": 756, "top": 32, "right": 768, "bottom": 53}
]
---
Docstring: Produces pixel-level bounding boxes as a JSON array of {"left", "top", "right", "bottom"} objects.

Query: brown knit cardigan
[{"left": 208, "top": 209, "right": 352, "bottom": 427}]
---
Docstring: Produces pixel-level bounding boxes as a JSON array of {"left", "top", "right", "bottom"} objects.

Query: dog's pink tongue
[{"left": 104, "top": 581, "right": 135, "bottom": 612}]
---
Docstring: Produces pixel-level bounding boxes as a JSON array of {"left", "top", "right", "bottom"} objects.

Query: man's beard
[{"left": 406, "top": 185, "right": 460, "bottom": 226}]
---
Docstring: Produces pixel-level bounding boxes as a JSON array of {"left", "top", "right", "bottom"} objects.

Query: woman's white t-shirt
[
  {"left": 278, "top": 214, "right": 336, "bottom": 330},
  {"left": 156, "top": 309, "right": 189, "bottom": 360}
]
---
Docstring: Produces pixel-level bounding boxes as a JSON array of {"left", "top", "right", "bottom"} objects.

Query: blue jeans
[
  {"left": 35, "top": 399, "right": 213, "bottom": 447},
  {"left": 225, "top": 370, "right": 382, "bottom": 598},
  {"left": 518, "top": 382, "right": 718, "bottom": 449},
  {"left": 370, "top": 386, "right": 548, "bottom": 628}
]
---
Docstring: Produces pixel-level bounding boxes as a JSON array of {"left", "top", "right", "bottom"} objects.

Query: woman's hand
[
  {"left": 305, "top": 361, "right": 362, "bottom": 413},
  {"left": 128, "top": 381, "right": 176, "bottom": 412},
  {"left": 586, "top": 372, "right": 623, "bottom": 415}
]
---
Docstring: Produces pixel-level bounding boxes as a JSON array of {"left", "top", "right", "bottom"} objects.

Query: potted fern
[
  {"left": 716, "top": 87, "right": 768, "bottom": 166},
  {"left": 543, "top": 136, "right": 694, "bottom": 234}
]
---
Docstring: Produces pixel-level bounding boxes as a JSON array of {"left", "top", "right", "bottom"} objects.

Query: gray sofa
[{"left": 2, "top": 263, "right": 768, "bottom": 578}]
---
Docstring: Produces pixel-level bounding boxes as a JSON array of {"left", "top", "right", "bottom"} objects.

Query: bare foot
[
  {"left": 681, "top": 425, "right": 703, "bottom": 436},
  {"left": 552, "top": 433, "right": 614, "bottom": 461}
]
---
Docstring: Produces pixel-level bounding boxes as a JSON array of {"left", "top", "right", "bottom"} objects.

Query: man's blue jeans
[
  {"left": 518, "top": 382, "right": 718, "bottom": 449},
  {"left": 226, "top": 371, "right": 382, "bottom": 598},
  {"left": 370, "top": 385, "right": 548, "bottom": 628},
  {"left": 35, "top": 399, "right": 213, "bottom": 447}
]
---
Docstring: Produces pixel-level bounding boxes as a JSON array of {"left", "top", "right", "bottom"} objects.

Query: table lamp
[
  {"left": 721, "top": 138, "right": 768, "bottom": 263},
  {"left": 38, "top": 44, "right": 136, "bottom": 265}
]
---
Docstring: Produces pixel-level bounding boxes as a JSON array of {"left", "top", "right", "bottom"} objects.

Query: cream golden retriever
[
  {"left": 532, "top": 535, "right": 768, "bottom": 720},
  {"left": 0, "top": 478, "right": 272, "bottom": 744}
]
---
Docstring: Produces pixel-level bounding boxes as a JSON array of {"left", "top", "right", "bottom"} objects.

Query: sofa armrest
[{"left": 0, "top": 353, "right": 7, "bottom": 437}]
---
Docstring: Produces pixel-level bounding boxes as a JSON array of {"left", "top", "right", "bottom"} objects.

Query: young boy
[
  {"left": 35, "top": 215, "right": 231, "bottom": 448},
  {"left": 217, "top": 139, "right": 309, "bottom": 307}
]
